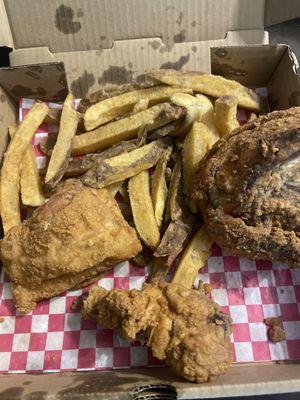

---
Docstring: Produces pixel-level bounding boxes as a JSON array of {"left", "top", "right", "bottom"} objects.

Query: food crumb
[
  {"left": 204, "top": 283, "right": 212, "bottom": 295},
  {"left": 71, "top": 297, "right": 83, "bottom": 311},
  {"left": 264, "top": 316, "right": 282, "bottom": 327},
  {"left": 268, "top": 326, "right": 285, "bottom": 342},
  {"left": 0, "top": 317, "right": 4, "bottom": 323}
]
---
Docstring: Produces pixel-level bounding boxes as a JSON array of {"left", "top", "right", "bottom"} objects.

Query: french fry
[
  {"left": 169, "top": 158, "right": 185, "bottom": 221},
  {"left": 183, "top": 121, "right": 217, "bottom": 197},
  {"left": 72, "top": 103, "right": 185, "bottom": 155},
  {"left": 154, "top": 214, "right": 195, "bottom": 266},
  {"left": 172, "top": 226, "right": 213, "bottom": 289},
  {"left": 106, "top": 181, "right": 123, "bottom": 197},
  {"left": 1, "top": 102, "right": 48, "bottom": 233},
  {"left": 132, "top": 98, "right": 149, "bottom": 113},
  {"left": 81, "top": 138, "right": 172, "bottom": 188},
  {"left": 170, "top": 93, "right": 205, "bottom": 134},
  {"left": 151, "top": 147, "right": 172, "bottom": 229},
  {"left": 8, "top": 123, "right": 45, "bottom": 208},
  {"left": 84, "top": 86, "right": 192, "bottom": 130},
  {"left": 214, "top": 96, "right": 239, "bottom": 137},
  {"left": 45, "top": 94, "right": 79, "bottom": 188},
  {"left": 147, "top": 69, "right": 261, "bottom": 111},
  {"left": 195, "top": 94, "right": 220, "bottom": 143},
  {"left": 67, "top": 139, "right": 140, "bottom": 179},
  {"left": 128, "top": 170, "right": 160, "bottom": 249}
]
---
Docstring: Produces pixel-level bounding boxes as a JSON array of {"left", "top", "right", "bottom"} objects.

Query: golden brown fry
[
  {"left": 214, "top": 96, "right": 239, "bottom": 137},
  {"left": 82, "top": 138, "right": 172, "bottom": 188},
  {"left": 170, "top": 93, "right": 205, "bottom": 134},
  {"left": 8, "top": 121, "right": 45, "bottom": 208},
  {"left": 45, "top": 94, "right": 79, "bottom": 188},
  {"left": 84, "top": 86, "right": 191, "bottom": 130},
  {"left": 72, "top": 103, "right": 184, "bottom": 155},
  {"left": 147, "top": 69, "right": 261, "bottom": 111},
  {"left": 128, "top": 170, "right": 160, "bottom": 249},
  {"left": 195, "top": 94, "right": 220, "bottom": 143},
  {"left": 151, "top": 147, "right": 172, "bottom": 229},
  {"left": 1, "top": 102, "right": 48, "bottom": 233},
  {"left": 248, "top": 112, "right": 257, "bottom": 122},
  {"left": 107, "top": 181, "right": 123, "bottom": 197},
  {"left": 172, "top": 227, "right": 213, "bottom": 289},
  {"left": 132, "top": 98, "right": 149, "bottom": 113},
  {"left": 183, "top": 121, "right": 217, "bottom": 197},
  {"left": 154, "top": 214, "right": 195, "bottom": 266}
]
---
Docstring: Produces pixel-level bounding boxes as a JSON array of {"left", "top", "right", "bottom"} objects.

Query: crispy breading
[
  {"left": 193, "top": 107, "right": 300, "bottom": 267},
  {"left": 82, "top": 280, "right": 232, "bottom": 383},
  {"left": 0, "top": 180, "right": 141, "bottom": 312}
]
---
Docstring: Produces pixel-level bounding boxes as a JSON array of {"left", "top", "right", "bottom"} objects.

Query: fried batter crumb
[{"left": 268, "top": 326, "right": 286, "bottom": 342}]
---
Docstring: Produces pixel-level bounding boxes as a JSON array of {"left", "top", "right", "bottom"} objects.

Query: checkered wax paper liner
[{"left": 0, "top": 90, "right": 299, "bottom": 373}]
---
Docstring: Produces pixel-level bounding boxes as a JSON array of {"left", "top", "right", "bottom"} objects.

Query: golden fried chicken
[
  {"left": 0, "top": 179, "right": 141, "bottom": 312},
  {"left": 82, "top": 280, "right": 232, "bottom": 382},
  {"left": 193, "top": 107, "right": 300, "bottom": 267}
]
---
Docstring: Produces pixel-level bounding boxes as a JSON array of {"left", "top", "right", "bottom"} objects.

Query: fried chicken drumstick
[
  {"left": 82, "top": 279, "right": 232, "bottom": 382},
  {"left": 193, "top": 107, "right": 300, "bottom": 267}
]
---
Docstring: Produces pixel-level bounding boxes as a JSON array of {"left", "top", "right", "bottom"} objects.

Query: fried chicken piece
[
  {"left": 193, "top": 107, "right": 300, "bottom": 267},
  {"left": 82, "top": 280, "right": 232, "bottom": 382},
  {"left": 0, "top": 179, "right": 141, "bottom": 312}
]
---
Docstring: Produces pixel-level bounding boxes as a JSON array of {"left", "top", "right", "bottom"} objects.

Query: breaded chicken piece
[
  {"left": 193, "top": 107, "right": 300, "bottom": 267},
  {"left": 82, "top": 280, "right": 232, "bottom": 383},
  {"left": 1, "top": 179, "right": 141, "bottom": 312}
]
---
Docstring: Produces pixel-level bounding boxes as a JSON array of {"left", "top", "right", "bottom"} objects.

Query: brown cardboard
[
  {"left": 0, "top": 363, "right": 300, "bottom": 399},
  {"left": 0, "top": 1, "right": 300, "bottom": 398},
  {"left": 10, "top": 31, "right": 268, "bottom": 98},
  {"left": 265, "top": 0, "right": 300, "bottom": 27},
  {"left": 2, "top": 0, "right": 265, "bottom": 51}
]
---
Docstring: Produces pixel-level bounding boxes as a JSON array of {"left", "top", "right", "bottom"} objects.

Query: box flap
[
  {"left": 0, "top": 0, "right": 13, "bottom": 48},
  {"left": 3, "top": 0, "right": 265, "bottom": 52},
  {"left": 10, "top": 30, "right": 268, "bottom": 98},
  {"left": 265, "top": 0, "right": 300, "bottom": 27}
]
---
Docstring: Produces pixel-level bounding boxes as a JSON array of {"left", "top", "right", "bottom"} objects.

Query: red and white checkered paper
[{"left": 0, "top": 92, "right": 299, "bottom": 373}]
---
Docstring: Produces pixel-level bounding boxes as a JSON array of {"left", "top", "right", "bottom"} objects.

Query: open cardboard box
[{"left": 0, "top": 0, "right": 300, "bottom": 398}]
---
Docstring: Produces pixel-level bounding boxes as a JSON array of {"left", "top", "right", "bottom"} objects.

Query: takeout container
[{"left": 0, "top": 0, "right": 300, "bottom": 398}]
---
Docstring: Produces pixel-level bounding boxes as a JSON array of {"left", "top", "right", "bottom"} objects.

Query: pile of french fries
[{"left": 0, "top": 70, "right": 260, "bottom": 289}]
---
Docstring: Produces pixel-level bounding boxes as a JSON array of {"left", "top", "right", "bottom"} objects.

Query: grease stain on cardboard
[
  {"left": 176, "top": 12, "right": 183, "bottom": 25},
  {"left": 213, "top": 61, "right": 247, "bottom": 77},
  {"left": 55, "top": 4, "right": 82, "bottom": 34},
  {"left": 160, "top": 54, "right": 190, "bottom": 70},
  {"left": 149, "top": 40, "right": 161, "bottom": 50},
  {"left": 0, "top": 94, "right": 6, "bottom": 102},
  {"left": 25, "top": 71, "right": 41, "bottom": 80},
  {"left": 173, "top": 29, "right": 186, "bottom": 43},
  {"left": 71, "top": 70, "right": 95, "bottom": 97},
  {"left": 99, "top": 66, "right": 133, "bottom": 85}
]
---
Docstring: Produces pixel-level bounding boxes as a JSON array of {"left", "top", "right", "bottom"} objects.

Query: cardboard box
[{"left": 0, "top": 1, "right": 300, "bottom": 398}]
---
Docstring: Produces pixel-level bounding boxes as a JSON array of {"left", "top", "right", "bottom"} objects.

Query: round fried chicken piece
[
  {"left": 193, "top": 107, "right": 300, "bottom": 267},
  {"left": 82, "top": 280, "right": 232, "bottom": 383}
]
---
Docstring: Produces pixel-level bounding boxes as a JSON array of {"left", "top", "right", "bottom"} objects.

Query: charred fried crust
[{"left": 193, "top": 107, "right": 300, "bottom": 267}]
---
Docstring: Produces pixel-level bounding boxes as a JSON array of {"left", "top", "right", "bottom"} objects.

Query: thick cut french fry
[
  {"left": 72, "top": 103, "right": 185, "bottom": 155},
  {"left": 151, "top": 147, "right": 172, "bottom": 229},
  {"left": 172, "top": 226, "right": 213, "bottom": 289},
  {"left": 84, "top": 86, "right": 192, "bottom": 130},
  {"left": 214, "top": 96, "right": 239, "bottom": 137},
  {"left": 132, "top": 98, "right": 149, "bottom": 113},
  {"left": 170, "top": 93, "right": 206, "bottom": 134},
  {"left": 81, "top": 138, "right": 172, "bottom": 188},
  {"left": 195, "top": 94, "right": 220, "bottom": 143},
  {"left": 169, "top": 158, "right": 186, "bottom": 222},
  {"left": 106, "top": 181, "right": 123, "bottom": 197},
  {"left": 147, "top": 69, "right": 261, "bottom": 111},
  {"left": 183, "top": 121, "right": 217, "bottom": 197},
  {"left": 45, "top": 94, "right": 79, "bottom": 188},
  {"left": 1, "top": 102, "right": 48, "bottom": 233},
  {"left": 128, "top": 170, "right": 160, "bottom": 249},
  {"left": 154, "top": 213, "right": 195, "bottom": 266}
]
